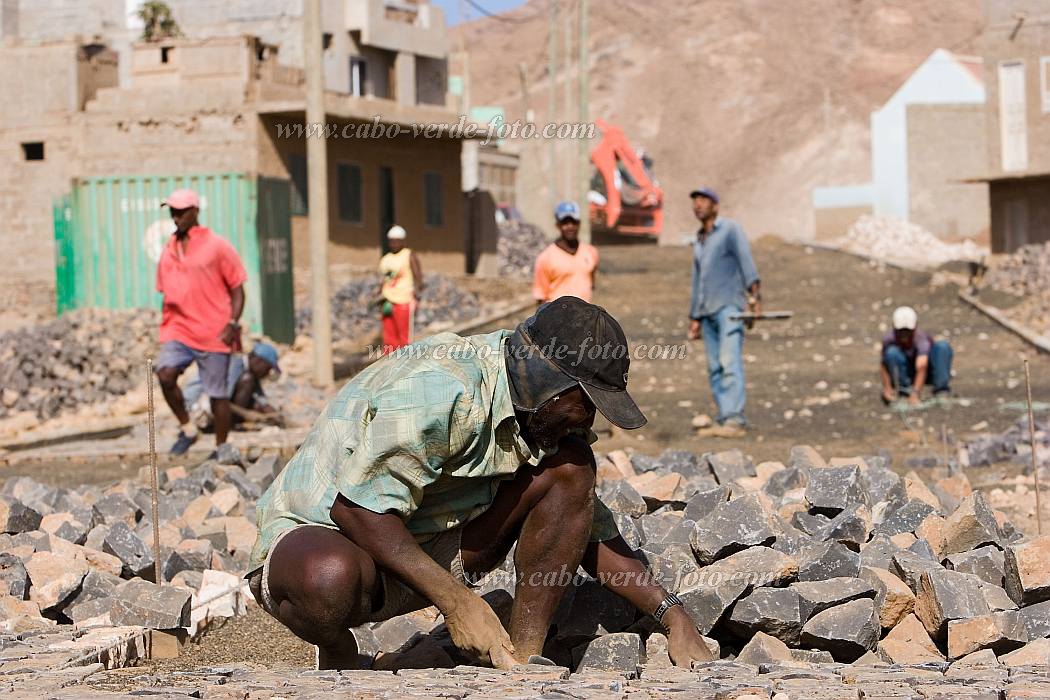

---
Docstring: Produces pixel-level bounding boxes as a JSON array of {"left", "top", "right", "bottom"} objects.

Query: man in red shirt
[{"left": 154, "top": 189, "right": 248, "bottom": 459}]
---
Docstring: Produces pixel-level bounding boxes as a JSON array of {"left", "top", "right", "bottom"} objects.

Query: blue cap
[
  {"left": 689, "top": 186, "right": 719, "bottom": 204},
  {"left": 554, "top": 200, "right": 581, "bottom": 222},
  {"left": 251, "top": 342, "right": 280, "bottom": 373}
]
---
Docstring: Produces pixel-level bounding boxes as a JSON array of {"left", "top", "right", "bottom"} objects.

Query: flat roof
[
  {"left": 255, "top": 97, "right": 490, "bottom": 140},
  {"left": 963, "top": 170, "right": 1050, "bottom": 183}
]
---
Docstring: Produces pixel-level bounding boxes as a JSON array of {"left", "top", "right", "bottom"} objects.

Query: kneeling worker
[
  {"left": 881, "top": 306, "right": 954, "bottom": 406},
  {"left": 230, "top": 341, "right": 281, "bottom": 424},
  {"left": 247, "top": 297, "right": 714, "bottom": 670}
]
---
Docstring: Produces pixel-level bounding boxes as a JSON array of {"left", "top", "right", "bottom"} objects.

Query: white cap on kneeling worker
[
  {"left": 892, "top": 306, "right": 918, "bottom": 330},
  {"left": 386, "top": 225, "right": 406, "bottom": 240}
]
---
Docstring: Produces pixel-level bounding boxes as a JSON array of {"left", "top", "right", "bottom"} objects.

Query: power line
[{"left": 464, "top": 0, "right": 546, "bottom": 24}]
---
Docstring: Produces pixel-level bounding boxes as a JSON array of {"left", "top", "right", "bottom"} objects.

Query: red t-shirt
[{"left": 156, "top": 226, "right": 248, "bottom": 353}]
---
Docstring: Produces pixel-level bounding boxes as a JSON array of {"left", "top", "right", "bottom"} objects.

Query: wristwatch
[
  {"left": 652, "top": 592, "right": 683, "bottom": 630},
  {"left": 227, "top": 320, "right": 241, "bottom": 328}
]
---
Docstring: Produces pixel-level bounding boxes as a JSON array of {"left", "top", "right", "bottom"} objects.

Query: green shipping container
[{"left": 53, "top": 173, "right": 295, "bottom": 344}]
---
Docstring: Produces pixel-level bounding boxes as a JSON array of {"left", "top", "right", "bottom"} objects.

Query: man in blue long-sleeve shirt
[{"left": 686, "top": 187, "right": 761, "bottom": 438}]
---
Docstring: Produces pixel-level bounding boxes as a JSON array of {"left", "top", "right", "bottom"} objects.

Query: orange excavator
[{"left": 587, "top": 119, "right": 664, "bottom": 239}]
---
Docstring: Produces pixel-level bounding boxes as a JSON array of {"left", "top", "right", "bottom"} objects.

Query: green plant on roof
[{"left": 138, "top": 1, "right": 182, "bottom": 42}]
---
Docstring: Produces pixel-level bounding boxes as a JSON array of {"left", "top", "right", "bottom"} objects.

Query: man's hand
[
  {"left": 664, "top": 608, "right": 715, "bottom": 667},
  {"left": 330, "top": 498, "right": 515, "bottom": 668},
  {"left": 746, "top": 295, "right": 761, "bottom": 330},
  {"left": 687, "top": 319, "right": 701, "bottom": 340},
  {"left": 442, "top": 589, "right": 517, "bottom": 669},
  {"left": 908, "top": 393, "right": 921, "bottom": 407},
  {"left": 220, "top": 322, "right": 240, "bottom": 348}
]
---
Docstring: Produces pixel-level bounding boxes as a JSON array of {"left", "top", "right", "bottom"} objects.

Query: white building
[{"left": 814, "top": 49, "right": 991, "bottom": 241}]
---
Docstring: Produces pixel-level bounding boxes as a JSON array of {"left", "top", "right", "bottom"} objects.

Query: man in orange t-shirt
[
  {"left": 154, "top": 189, "right": 248, "bottom": 459},
  {"left": 532, "top": 201, "right": 599, "bottom": 304}
]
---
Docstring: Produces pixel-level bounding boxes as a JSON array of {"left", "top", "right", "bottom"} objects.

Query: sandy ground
[
  {"left": 11, "top": 238, "right": 1050, "bottom": 678},
  {"left": 5, "top": 238, "right": 1046, "bottom": 485}
]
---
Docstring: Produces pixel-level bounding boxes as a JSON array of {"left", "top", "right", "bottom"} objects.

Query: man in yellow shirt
[
  {"left": 378, "top": 225, "right": 423, "bottom": 354},
  {"left": 532, "top": 201, "right": 599, "bottom": 304}
]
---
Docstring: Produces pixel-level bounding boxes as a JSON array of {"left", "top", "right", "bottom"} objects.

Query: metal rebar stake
[
  {"left": 146, "top": 358, "right": 163, "bottom": 583},
  {"left": 1025, "top": 359, "right": 1043, "bottom": 536}
]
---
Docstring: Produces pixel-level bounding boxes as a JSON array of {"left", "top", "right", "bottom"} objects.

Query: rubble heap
[
  {"left": 295, "top": 273, "right": 480, "bottom": 341},
  {"left": 0, "top": 451, "right": 281, "bottom": 638},
  {"left": 982, "top": 242, "right": 1050, "bottom": 335},
  {"left": 0, "top": 309, "right": 157, "bottom": 420},
  {"left": 353, "top": 445, "right": 1050, "bottom": 674},
  {"left": 497, "top": 220, "right": 548, "bottom": 278},
  {"left": 6, "top": 444, "right": 1050, "bottom": 677},
  {"left": 960, "top": 416, "right": 1050, "bottom": 469},
  {"left": 984, "top": 243, "right": 1050, "bottom": 297},
  {"left": 834, "top": 216, "right": 986, "bottom": 269}
]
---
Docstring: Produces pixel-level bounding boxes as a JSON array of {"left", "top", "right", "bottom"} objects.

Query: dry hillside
[{"left": 454, "top": 0, "right": 983, "bottom": 241}]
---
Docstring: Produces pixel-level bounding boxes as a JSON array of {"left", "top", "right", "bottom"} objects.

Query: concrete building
[
  {"left": 973, "top": 0, "right": 1050, "bottom": 253},
  {"left": 1, "top": 1, "right": 480, "bottom": 315},
  {"left": 812, "top": 49, "right": 991, "bottom": 241},
  {"left": 0, "top": 40, "right": 119, "bottom": 312}
]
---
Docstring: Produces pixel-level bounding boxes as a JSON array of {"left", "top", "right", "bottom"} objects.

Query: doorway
[{"left": 378, "top": 166, "right": 395, "bottom": 253}]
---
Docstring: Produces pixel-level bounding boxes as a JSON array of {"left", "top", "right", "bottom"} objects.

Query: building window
[
  {"left": 21, "top": 142, "right": 44, "bottom": 161},
  {"left": 160, "top": 46, "right": 173, "bottom": 64},
  {"left": 337, "top": 162, "right": 363, "bottom": 223},
  {"left": 424, "top": 172, "right": 443, "bottom": 227},
  {"left": 350, "top": 57, "right": 367, "bottom": 97},
  {"left": 289, "top": 153, "right": 308, "bottom": 215},
  {"left": 322, "top": 33, "right": 333, "bottom": 51}
]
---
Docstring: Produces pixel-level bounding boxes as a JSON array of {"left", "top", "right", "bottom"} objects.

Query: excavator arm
[{"left": 588, "top": 119, "right": 663, "bottom": 237}]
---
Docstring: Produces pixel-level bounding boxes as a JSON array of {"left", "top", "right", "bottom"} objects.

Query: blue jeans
[
  {"left": 701, "top": 306, "right": 747, "bottom": 425},
  {"left": 883, "top": 340, "right": 954, "bottom": 395}
]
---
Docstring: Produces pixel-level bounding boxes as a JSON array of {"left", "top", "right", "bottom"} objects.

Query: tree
[{"left": 138, "top": 1, "right": 182, "bottom": 42}]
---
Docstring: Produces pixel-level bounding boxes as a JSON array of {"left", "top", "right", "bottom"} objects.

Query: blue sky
[{"left": 431, "top": 0, "right": 529, "bottom": 25}]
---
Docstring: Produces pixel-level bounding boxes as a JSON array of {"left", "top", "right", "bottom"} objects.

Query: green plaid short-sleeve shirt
[{"left": 248, "top": 329, "right": 620, "bottom": 572}]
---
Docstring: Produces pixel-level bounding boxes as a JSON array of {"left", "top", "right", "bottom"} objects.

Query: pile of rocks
[
  {"left": 8, "top": 444, "right": 1050, "bottom": 678},
  {"left": 295, "top": 273, "right": 480, "bottom": 342},
  {"left": 984, "top": 242, "right": 1050, "bottom": 297},
  {"left": 366, "top": 446, "right": 1050, "bottom": 675},
  {"left": 0, "top": 451, "right": 284, "bottom": 640},
  {"left": 983, "top": 242, "right": 1050, "bottom": 335},
  {"left": 497, "top": 220, "right": 548, "bottom": 278},
  {"left": 960, "top": 416, "right": 1050, "bottom": 469},
  {"left": 834, "top": 216, "right": 986, "bottom": 269},
  {"left": 0, "top": 309, "right": 157, "bottom": 420}
]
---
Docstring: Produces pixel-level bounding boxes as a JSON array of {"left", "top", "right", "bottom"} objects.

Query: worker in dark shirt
[
  {"left": 231, "top": 342, "right": 281, "bottom": 424},
  {"left": 880, "top": 306, "right": 953, "bottom": 405}
]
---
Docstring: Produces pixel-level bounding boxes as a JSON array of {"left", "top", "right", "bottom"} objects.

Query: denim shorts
[{"left": 156, "top": 341, "right": 231, "bottom": 399}]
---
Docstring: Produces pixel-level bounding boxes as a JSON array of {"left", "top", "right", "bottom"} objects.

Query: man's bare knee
[
  {"left": 270, "top": 541, "right": 376, "bottom": 639},
  {"left": 156, "top": 367, "right": 181, "bottom": 390}
]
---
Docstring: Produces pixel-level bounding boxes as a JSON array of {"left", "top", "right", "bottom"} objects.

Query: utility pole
[
  {"left": 519, "top": 62, "right": 532, "bottom": 123},
  {"left": 459, "top": 0, "right": 471, "bottom": 114},
  {"left": 304, "top": 0, "right": 333, "bottom": 387},
  {"left": 577, "top": 0, "right": 591, "bottom": 244},
  {"left": 547, "top": 0, "right": 558, "bottom": 209},
  {"left": 563, "top": 0, "right": 573, "bottom": 201}
]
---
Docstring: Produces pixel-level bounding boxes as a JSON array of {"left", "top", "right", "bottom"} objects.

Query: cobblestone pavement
[{"left": 5, "top": 657, "right": 1050, "bottom": 699}]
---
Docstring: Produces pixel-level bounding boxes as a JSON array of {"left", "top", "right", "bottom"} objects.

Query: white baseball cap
[
  {"left": 892, "top": 306, "right": 918, "bottom": 330},
  {"left": 386, "top": 225, "right": 406, "bottom": 240}
]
